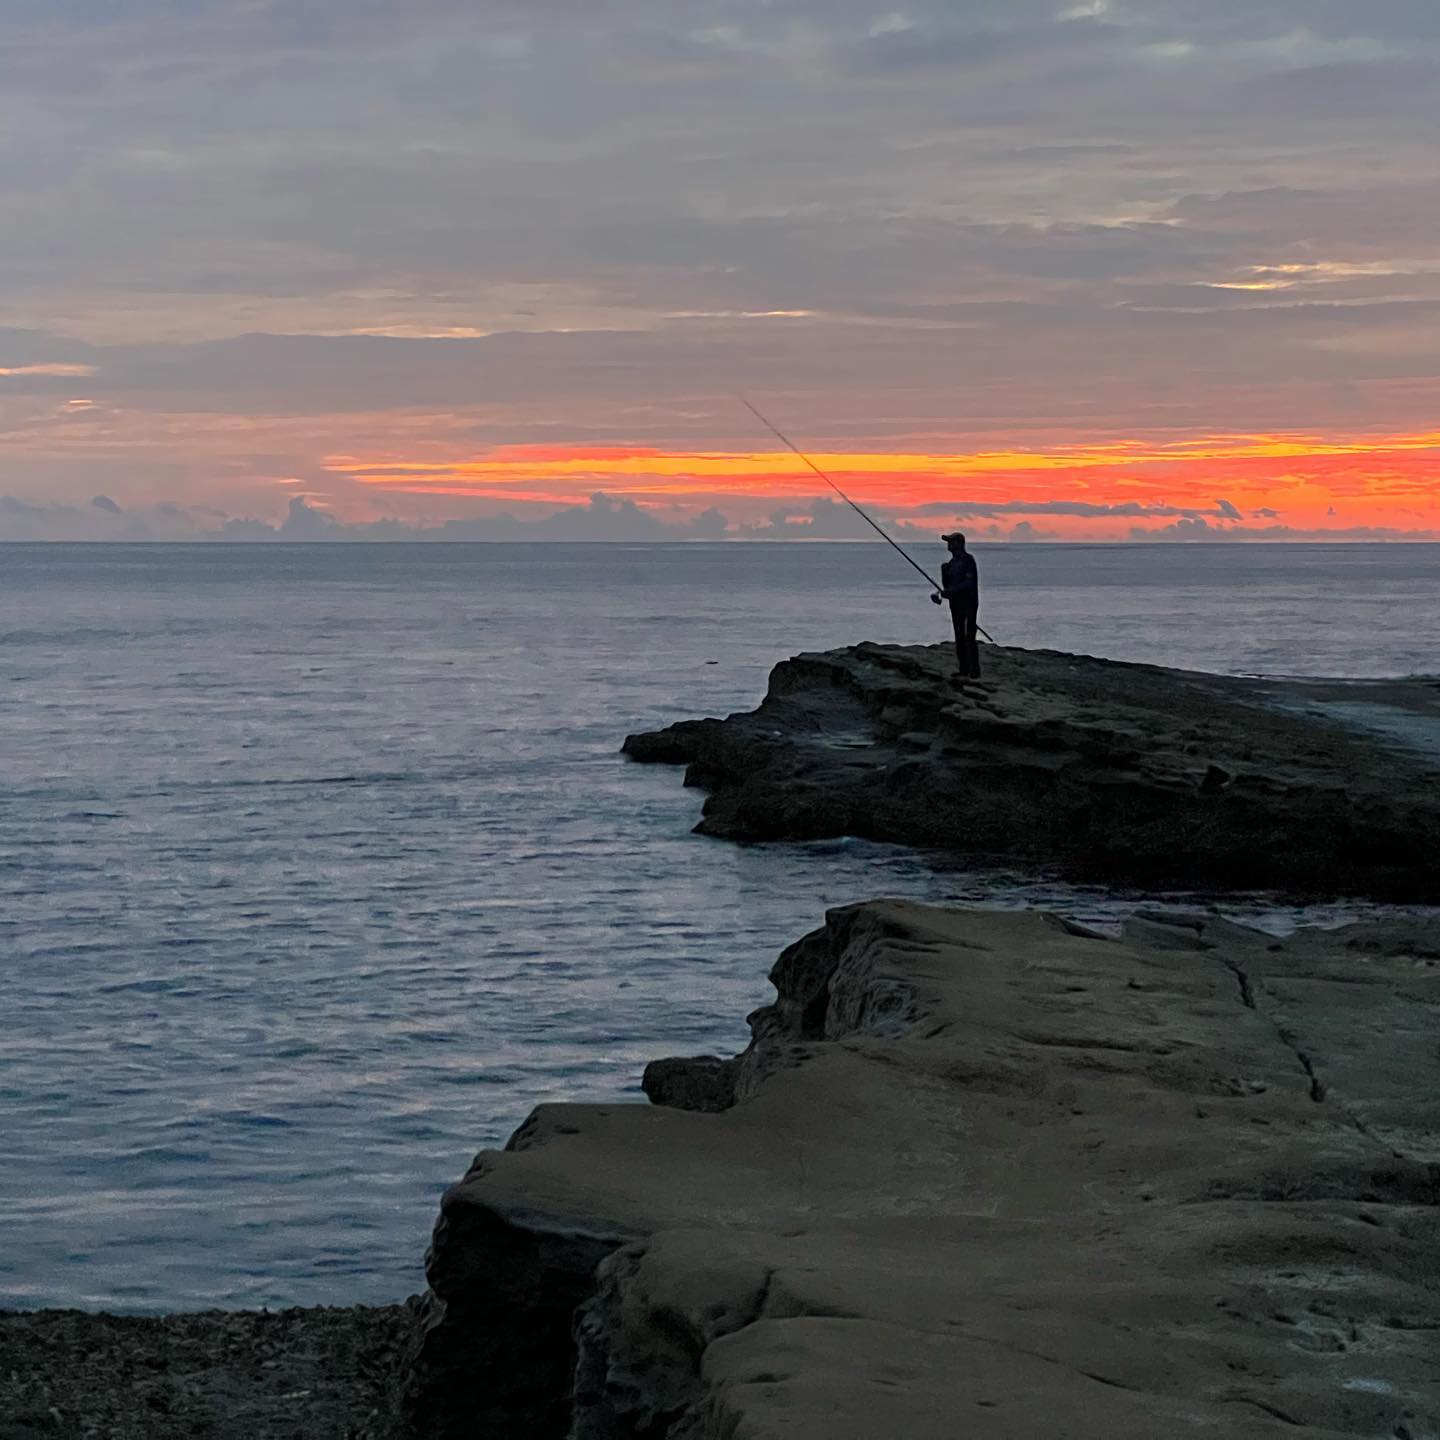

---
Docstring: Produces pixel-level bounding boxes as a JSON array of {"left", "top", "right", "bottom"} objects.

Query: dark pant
[{"left": 950, "top": 601, "right": 980, "bottom": 677}]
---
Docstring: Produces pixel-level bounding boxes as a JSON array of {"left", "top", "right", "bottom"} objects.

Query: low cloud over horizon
[
  {"left": 3, "top": 491, "right": 1432, "bottom": 545},
  {"left": 1, "top": 1, "right": 1436, "bottom": 537}
]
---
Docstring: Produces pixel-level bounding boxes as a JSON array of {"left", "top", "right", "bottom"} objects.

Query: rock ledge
[
  {"left": 624, "top": 643, "right": 1440, "bottom": 900},
  {"left": 404, "top": 901, "right": 1440, "bottom": 1438}
]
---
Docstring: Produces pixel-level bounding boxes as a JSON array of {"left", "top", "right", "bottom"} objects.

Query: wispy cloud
[{"left": 0, "top": 362, "right": 96, "bottom": 377}]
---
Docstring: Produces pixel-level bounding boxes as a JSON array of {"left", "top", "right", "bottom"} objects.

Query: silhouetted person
[{"left": 932, "top": 532, "right": 981, "bottom": 677}]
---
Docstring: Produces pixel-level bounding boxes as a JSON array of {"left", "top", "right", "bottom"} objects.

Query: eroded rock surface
[
  {"left": 404, "top": 902, "right": 1440, "bottom": 1438},
  {"left": 623, "top": 644, "right": 1440, "bottom": 900}
]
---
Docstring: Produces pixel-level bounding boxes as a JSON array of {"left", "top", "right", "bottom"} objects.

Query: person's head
[{"left": 943, "top": 531, "right": 967, "bottom": 555}]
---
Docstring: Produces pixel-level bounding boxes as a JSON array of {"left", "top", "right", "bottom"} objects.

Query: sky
[{"left": 1, "top": 0, "right": 1437, "bottom": 541}]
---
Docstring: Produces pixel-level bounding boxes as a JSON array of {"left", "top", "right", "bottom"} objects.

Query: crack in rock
[
  {"left": 1219, "top": 952, "right": 1423, "bottom": 1165},
  {"left": 1226, "top": 1394, "right": 1305, "bottom": 1427},
  {"left": 1220, "top": 956, "right": 1327, "bottom": 1104}
]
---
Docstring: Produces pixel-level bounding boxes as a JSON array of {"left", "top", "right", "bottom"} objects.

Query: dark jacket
[{"left": 941, "top": 553, "right": 979, "bottom": 607}]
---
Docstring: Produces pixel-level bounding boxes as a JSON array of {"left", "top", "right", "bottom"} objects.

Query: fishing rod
[{"left": 739, "top": 396, "right": 997, "bottom": 644}]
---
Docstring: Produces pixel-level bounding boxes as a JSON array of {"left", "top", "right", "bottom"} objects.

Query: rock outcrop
[
  {"left": 403, "top": 902, "right": 1440, "bottom": 1437},
  {"left": 623, "top": 644, "right": 1440, "bottom": 901}
]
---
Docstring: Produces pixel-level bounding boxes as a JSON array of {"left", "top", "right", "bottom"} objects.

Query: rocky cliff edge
[{"left": 402, "top": 902, "right": 1440, "bottom": 1438}]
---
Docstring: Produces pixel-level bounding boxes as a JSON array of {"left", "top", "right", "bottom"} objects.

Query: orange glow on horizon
[{"left": 327, "top": 427, "right": 1440, "bottom": 537}]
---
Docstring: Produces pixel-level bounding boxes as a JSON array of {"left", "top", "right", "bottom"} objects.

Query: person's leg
[
  {"left": 965, "top": 610, "right": 981, "bottom": 677},
  {"left": 949, "top": 603, "right": 966, "bottom": 673}
]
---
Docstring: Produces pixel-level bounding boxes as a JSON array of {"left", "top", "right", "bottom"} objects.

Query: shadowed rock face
[
  {"left": 623, "top": 644, "right": 1440, "bottom": 901},
  {"left": 402, "top": 903, "right": 1440, "bottom": 1438}
]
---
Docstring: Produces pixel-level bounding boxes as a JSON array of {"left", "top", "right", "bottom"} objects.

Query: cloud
[
  {"left": 1132, "top": 515, "right": 1438, "bottom": 541},
  {"left": 5, "top": 489, "right": 1433, "bottom": 544},
  {"left": 274, "top": 496, "right": 339, "bottom": 540},
  {"left": 734, "top": 498, "right": 876, "bottom": 539},
  {"left": 1130, "top": 516, "right": 1226, "bottom": 540},
  {"left": 909, "top": 499, "right": 1243, "bottom": 521},
  {"left": 1166, "top": 182, "right": 1440, "bottom": 254},
  {"left": 2, "top": 0, "right": 1439, "bottom": 524},
  {"left": 0, "top": 493, "right": 207, "bottom": 541},
  {"left": 0, "top": 491, "right": 719, "bottom": 542},
  {"left": 1228, "top": 58, "right": 1439, "bottom": 122},
  {"left": 1006, "top": 520, "right": 1060, "bottom": 541},
  {"left": 845, "top": 15, "right": 1121, "bottom": 75},
  {"left": 436, "top": 493, "right": 729, "bottom": 542},
  {"left": 0, "top": 362, "right": 96, "bottom": 378},
  {"left": 226, "top": 493, "right": 733, "bottom": 543}
]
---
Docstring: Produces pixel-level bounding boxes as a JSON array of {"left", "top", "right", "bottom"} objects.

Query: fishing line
[{"left": 739, "top": 396, "right": 996, "bottom": 644}]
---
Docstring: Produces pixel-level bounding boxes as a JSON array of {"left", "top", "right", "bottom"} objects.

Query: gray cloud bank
[
  {"left": 1, "top": 494, "right": 1430, "bottom": 544},
  {"left": 0, "top": 493, "right": 884, "bottom": 542}
]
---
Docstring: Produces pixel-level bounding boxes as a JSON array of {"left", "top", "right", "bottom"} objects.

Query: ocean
[{"left": 2, "top": 540, "right": 1436, "bottom": 1312}]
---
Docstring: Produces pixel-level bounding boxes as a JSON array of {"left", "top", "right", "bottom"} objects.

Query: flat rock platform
[{"left": 406, "top": 902, "right": 1440, "bottom": 1438}]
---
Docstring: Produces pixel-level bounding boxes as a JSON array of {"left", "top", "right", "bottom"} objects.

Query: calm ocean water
[{"left": 2, "top": 541, "right": 1437, "bottom": 1312}]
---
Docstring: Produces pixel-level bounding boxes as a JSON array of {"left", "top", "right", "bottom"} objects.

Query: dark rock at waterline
[
  {"left": 402, "top": 901, "right": 1440, "bottom": 1437},
  {"left": 642, "top": 1053, "right": 737, "bottom": 1113},
  {"left": 623, "top": 643, "right": 1440, "bottom": 901}
]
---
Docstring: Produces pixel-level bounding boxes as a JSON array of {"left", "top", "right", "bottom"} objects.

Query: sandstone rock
[
  {"left": 403, "top": 902, "right": 1440, "bottom": 1437},
  {"left": 622, "top": 644, "right": 1440, "bottom": 900}
]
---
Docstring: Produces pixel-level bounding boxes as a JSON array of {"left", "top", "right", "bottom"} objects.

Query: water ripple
[{"left": 2, "top": 541, "right": 1437, "bottom": 1313}]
